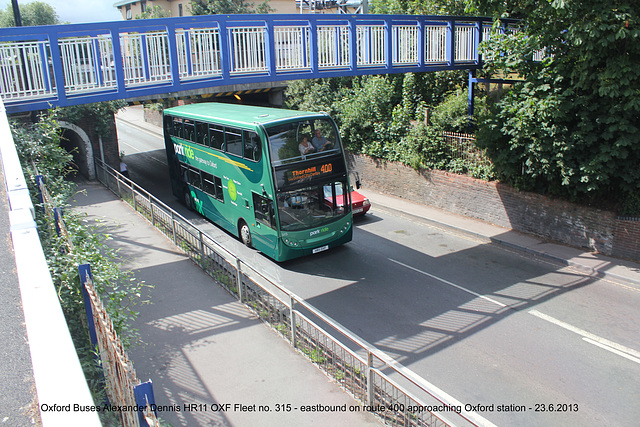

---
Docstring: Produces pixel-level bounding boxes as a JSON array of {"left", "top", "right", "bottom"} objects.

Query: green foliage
[
  {"left": 476, "top": 0, "right": 640, "bottom": 207},
  {"left": 12, "top": 109, "right": 75, "bottom": 202},
  {"left": 136, "top": 5, "right": 172, "bottom": 19},
  {"left": 189, "top": 0, "right": 273, "bottom": 15},
  {"left": 284, "top": 70, "right": 486, "bottom": 176},
  {"left": 60, "top": 101, "right": 127, "bottom": 136},
  {"left": 401, "top": 124, "right": 449, "bottom": 170},
  {"left": 619, "top": 192, "right": 640, "bottom": 217},
  {"left": 430, "top": 89, "right": 471, "bottom": 133},
  {"left": 335, "top": 75, "right": 400, "bottom": 153},
  {"left": 11, "top": 110, "right": 149, "bottom": 400},
  {"left": 284, "top": 77, "right": 352, "bottom": 116},
  {"left": 0, "top": 1, "right": 60, "bottom": 27},
  {"left": 370, "top": 0, "right": 469, "bottom": 15}
]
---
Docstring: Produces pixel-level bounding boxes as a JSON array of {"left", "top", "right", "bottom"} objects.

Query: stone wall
[
  {"left": 77, "top": 112, "right": 119, "bottom": 169},
  {"left": 348, "top": 153, "right": 640, "bottom": 261},
  {"left": 143, "top": 106, "right": 163, "bottom": 128}
]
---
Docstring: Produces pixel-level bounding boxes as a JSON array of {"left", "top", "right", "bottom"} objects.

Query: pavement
[
  {"left": 70, "top": 180, "right": 381, "bottom": 427},
  {"left": 1, "top": 105, "right": 639, "bottom": 426}
]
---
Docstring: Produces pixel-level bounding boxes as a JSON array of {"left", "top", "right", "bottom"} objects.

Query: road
[{"left": 116, "top": 117, "right": 640, "bottom": 427}]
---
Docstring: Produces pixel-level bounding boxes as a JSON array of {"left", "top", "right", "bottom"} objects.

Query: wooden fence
[{"left": 36, "top": 173, "right": 159, "bottom": 427}]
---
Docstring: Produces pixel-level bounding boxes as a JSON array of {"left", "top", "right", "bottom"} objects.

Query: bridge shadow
[
  {"left": 281, "top": 214, "right": 596, "bottom": 372},
  {"left": 99, "top": 150, "right": 600, "bottom": 374},
  {"left": 71, "top": 181, "right": 378, "bottom": 427}
]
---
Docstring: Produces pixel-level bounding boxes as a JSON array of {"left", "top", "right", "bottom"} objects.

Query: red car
[
  {"left": 323, "top": 185, "right": 371, "bottom": 216},
  {"left": 350, "top": 189, "right": 372, "bottom": 215}
]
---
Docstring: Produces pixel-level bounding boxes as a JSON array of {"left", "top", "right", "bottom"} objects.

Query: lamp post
[{"left": 11, "top": 0, "right": 22, "bottom": 26}]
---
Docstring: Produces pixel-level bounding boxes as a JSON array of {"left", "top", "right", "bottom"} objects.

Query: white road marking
[
  {"left": 389, "top": 259, "right": 640, "bottom": 366},
  {"left": 583, "top": 338, "right": 640, "bottom": 364},
  {"left": 374, "top": 351, "right": 498, "bottom": 427},
  {"left": 529, "top": 310, "right": 640, "bottom": 364},
  {"left": 389, "top": 258, "right": 507, "bottom": 308}
]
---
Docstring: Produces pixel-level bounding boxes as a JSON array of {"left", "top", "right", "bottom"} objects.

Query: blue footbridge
[{"left": 0, "top": 13, "right": 520, "bottom": 114}]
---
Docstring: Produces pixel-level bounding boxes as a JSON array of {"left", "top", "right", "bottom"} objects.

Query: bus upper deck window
[
  {"left": 183, "top": 119, "right": 195, "bottom": 142},
  {"left": 197, "top": 122, "right": 209, "bottom": 146},
  {"left": 210, "top": 124, "right": 224, "bottom": 150},
  {"left": 173, "top": 118, "right": 182, "bottom": 138},
  {"left": 244, "top": 131, "right": 261, "bottom": 161},
  {"left": 226, "top": 128, "right": 243, "bottom": 157}
]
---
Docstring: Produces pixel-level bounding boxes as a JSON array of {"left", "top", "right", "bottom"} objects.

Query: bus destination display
[{"left": 276, "top": 158, "right": 345, "bottom": 188}]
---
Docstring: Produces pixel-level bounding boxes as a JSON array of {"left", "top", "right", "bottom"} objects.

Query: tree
[
  {"left": 475, "top": 0, "right": 640, "bottom": 206},
  {"left": 136, "top": 5, "right": 172, "bottom": 19},
  {"left": 189, "top": 0, "right": 273, "bottom": 15},
  {"left": 0, "top": 1, "right": 59, "bottom": 27},
  {"left": 370, "top": 0, "right": 468, "bottom": 15}
]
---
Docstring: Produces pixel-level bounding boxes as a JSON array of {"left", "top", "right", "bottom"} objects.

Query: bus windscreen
[
  {"left": 266, "top": 118, "right": 340, "bottom": 165},
  {"left": 277, "top": 181, "right": 349, "bottom": 231}
]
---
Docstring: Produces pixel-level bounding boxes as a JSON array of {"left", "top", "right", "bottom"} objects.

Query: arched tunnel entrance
[{"left": 58, "top": 121, "right": 96, "bottom": 180}]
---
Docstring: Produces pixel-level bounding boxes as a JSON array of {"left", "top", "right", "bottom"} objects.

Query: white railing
[
  {"left": 275, "top": 25, "right": 310, "bottom": 71},
  {"left": 230, "top": 26, "right": 268, "bottom": 74},
  {"left": 177, "top": 27, "right": 223, "bottom": 79},
  {"left": 0, "top": 15, "right": 508, "bottom": 113},
  {"left": 357, "top": 25, "right": 385, "bottom": 67},
  {"left": 0, "top": 40, "right": 54, "bottom": 99},
  {"left": 317, "top": 24, "right": 350, "bottom": 68},
  {"left": 393, "top": 25, "right": 419, "bottom": 65},
  {"left": 455, "top": 25, "right": 476, "bottom": 62},
  {"left": 59, "top": 35, "right": 116, "bottom": 93},
  {"left": 425, "top": 25, "right": 447, "bottom": 63},
  {"left": 120, "top": 31, "right": 172, "bottom": 86}
]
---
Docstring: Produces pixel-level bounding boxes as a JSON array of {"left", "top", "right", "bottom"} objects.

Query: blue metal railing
[{"left": 0, "top": 14, "right": 504, "bottom": 113}]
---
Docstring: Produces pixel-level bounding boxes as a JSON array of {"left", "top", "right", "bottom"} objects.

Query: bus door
[{"left": 252, "top": 192, "right": 277, "bottom": 253}]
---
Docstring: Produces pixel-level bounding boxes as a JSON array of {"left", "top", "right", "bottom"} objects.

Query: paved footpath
[{"left": 71, "top": 180, "right": 381, "bottom": 427}]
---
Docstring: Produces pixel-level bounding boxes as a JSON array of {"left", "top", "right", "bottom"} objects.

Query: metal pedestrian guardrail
[{"left": 95, "top": 157, "right": 494, "bottom": 427}]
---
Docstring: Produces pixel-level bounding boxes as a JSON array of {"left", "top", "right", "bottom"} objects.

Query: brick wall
[
  {"left": 614, "top": 218, "right": 640, "bottom": 260},
  {"left": 349, "top": 153, "right": 640, "bottom": 261},
  {"left": 76, "top": 113, "right": 119, "bottom": 169}
]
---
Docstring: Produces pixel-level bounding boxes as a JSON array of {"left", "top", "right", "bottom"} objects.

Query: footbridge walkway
[{"left": 0, "top": 13, "right": 516, "bottom": 114}]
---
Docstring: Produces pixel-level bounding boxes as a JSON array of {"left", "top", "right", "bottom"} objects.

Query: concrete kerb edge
[{"left": 374, "top": 203, "right": 640, "bottom": 287}]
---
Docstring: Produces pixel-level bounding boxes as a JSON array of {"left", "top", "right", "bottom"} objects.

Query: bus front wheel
[{"left": 239, "top": 221, "right": 252, "bottom": 248}]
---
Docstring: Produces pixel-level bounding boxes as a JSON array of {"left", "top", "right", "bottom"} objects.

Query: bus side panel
[
  {"left": 249, "top": 221, "right": 278, "bottom": 258},
  {"left": 188, "top": 186, "right": 236, "bottom": 235}
]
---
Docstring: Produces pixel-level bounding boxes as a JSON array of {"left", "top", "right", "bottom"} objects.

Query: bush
[
  {"left": 430, "top": 89, "right": 471, "bottom": 133},
  {"left": 11, "top": 110, "right": 149, "bottom": 404},
  {"left": 620, "top": 192, "right": 640, "bottom": 217}
]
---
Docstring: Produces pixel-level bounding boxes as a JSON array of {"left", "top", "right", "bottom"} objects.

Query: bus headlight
[{"left": 284, "top": 238, "right": 300, "bottom": 247}]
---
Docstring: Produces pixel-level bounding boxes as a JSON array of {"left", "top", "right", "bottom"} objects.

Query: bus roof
[{"left": 163, "top": 103, "right": 328, "bottom": 128}]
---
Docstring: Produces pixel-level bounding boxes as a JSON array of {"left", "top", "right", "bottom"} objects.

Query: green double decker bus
[{"left": 163, "top": 103, "right": 353, "bottom": 262}]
